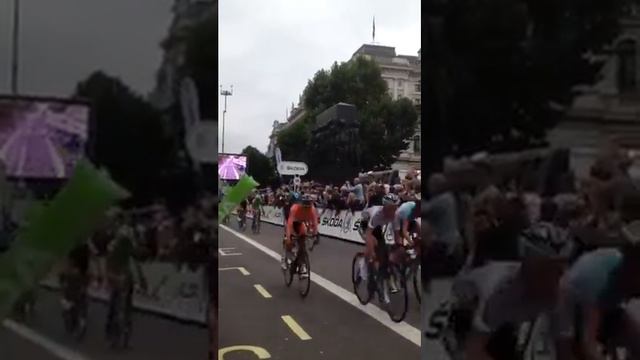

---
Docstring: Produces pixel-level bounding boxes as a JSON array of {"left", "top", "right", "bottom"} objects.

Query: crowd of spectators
[
  {"left": 257, "top": 168, "right": 421, "bottom": 215},
  {"left": 87, "top": 194, "right": 217, "bottom": 288},
  {"left": 422, "top": 143, "right": 640, "bottom": 279}
]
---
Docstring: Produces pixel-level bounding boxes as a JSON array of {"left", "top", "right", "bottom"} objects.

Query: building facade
[
  {"left": 548, "top": 11, "right": 640, "bottom": 178},
  {"left": 149, "top": 0, "right": 215, "bottom": 112},
  {"left": 267, "top": 44, "right": 422, "bottom": 177},
  {"left": 351, "top": 44, "right": 421, "bottom": 175}
]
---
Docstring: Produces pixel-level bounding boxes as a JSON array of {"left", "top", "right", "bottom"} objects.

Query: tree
[
  {"left": 440, "top": 0, "right": 629, "bottom": 157},
  {"left": 74, "top": 71, "right": 175, "bottom": 203},
  {"left": 276, "top": 120, "right": 311, "bottom": 163},
  {"left": 277, "top": 56, "right": 418, "bottom": 182},
  {"left": 241, "top": 146, "right": 276, "bottom": 187}
]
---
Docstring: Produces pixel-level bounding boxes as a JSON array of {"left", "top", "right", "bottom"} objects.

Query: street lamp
[{"left": 220, "top": 85, "right": 233, "bottom": 154}]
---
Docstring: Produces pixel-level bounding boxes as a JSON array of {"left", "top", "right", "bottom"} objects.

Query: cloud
[{"left": 219, "top": 0, "right": 420, "bottom": 154}]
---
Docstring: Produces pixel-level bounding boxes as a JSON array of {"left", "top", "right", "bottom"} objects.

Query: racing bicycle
[
  {"left": 105, "top": 274, "right": 133, "bottom": 349},
  {"left": 237, "top": 209, "right": 247, "bottom": 232},
  {"left": 282, "top": 234, "right": 311, "bottom": 298},
  {"left": 251, "top": 209, "right": 261, "bottom": 234},
  {"left": 59, "top": 270, "right": 88, "bottom": 341},
  {"left": 395, "top": 233, "right": 421, "bottom": 305},
  {"left": 424, "top": 300, "right": 556, "bottom": 360},
  {"left": 351, "top": 236, "right": 408, "bottom": 322}
]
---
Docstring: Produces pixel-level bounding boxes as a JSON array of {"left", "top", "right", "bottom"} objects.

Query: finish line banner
[{"left": 242, "top": 206, "right": 397, "bottom": 245}]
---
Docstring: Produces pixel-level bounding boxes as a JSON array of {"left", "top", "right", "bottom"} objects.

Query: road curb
[{"left": 39, "top": 282, "right": 207, "bottom": 328}]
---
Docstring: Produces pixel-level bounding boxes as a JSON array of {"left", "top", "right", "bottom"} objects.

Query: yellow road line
[
  {"left": 281, "top": 315, "right": 311, "bottom": 340},
  {"left": 254, "top": 284, "right": 272, "bottom": 298},
  {"left": 219, "top": 267, "right": 250, "bottom": 275}
]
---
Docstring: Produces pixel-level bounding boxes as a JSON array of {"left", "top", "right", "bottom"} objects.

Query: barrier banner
[{"left": 242, "top": 206, "right": 402, "bottom": 245}]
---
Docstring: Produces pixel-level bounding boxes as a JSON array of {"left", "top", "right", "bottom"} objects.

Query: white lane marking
[
  {"left": 219, "top": 247, "right": 242, "bottom": 256},
  {"left": 220, "top": 225, "right": 421, "bottom": 347},
  {"left": 281, "top": 315, "right": 312, "bottom": 340},
  {"left": 3, "top": 319, "right": 93, "bottom": 360},
  {"left": 219, "top": 266, "right": 250, "bottom": 275},
  {"left": 254, "top": 284, "right": 272, "bottom": 299}
]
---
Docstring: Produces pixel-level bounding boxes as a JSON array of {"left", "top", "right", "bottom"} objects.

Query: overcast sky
[
  {"left": 0, "top": 0, "right": 173, "bottom": 98},
  {"left": 219, "top": 0, "right": 421, "bottom": 154}
]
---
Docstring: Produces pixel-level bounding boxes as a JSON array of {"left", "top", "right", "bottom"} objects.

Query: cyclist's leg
[{"left": 296, "top": 222, "right": 308, "bottom": 275}]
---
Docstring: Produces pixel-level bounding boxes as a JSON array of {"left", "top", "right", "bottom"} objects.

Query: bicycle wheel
[
  {"left": 413, "top": 264, "right": 422, "bottom": 304},
  {"left": 352, "top": 253, "right": 372, "bottom": 305},
  {"left": 283, "top": 255, "right": 294, "bottom": 287},
  {"left": 386, "top": 264, "right": 408, "bottom": 323},
  {"left": 520, "top": 315, "right": 557, "bottom": 360},
  {"left": 297, "top": 252, "right": 311, "bottom": 298}
]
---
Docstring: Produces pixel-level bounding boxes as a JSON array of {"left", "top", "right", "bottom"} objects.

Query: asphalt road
[
  {"left": 219, "top": 222, "right": 421, "bottom": 360},
  {"left": 1, "top": 287, "right": 208, "bottom": 360}
]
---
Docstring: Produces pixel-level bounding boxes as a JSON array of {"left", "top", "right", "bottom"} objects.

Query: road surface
[
  {"left": 2, "top": 287, "right": 208, "bottom": 359},
  {"left": 219, "top": 222, "right": 421, "bottom": 360}
]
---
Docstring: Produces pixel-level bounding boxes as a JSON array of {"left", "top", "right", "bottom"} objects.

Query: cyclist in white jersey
[
  {"left": 448, "top": 249, "right": 571, "bottom": 360},
  {"left": 359, "top": 195, "right": 400, "bottom": 282}
]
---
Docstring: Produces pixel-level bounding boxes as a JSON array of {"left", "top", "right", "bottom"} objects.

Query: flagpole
[{"left": 372, "top": 16, "right": 376, "bottom": 44}]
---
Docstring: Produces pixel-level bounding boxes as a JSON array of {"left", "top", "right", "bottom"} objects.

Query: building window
[
  {"left": 398, "top": 80, "right": 403, "bottom": 87},
  {"left": 415, "top": 83, "right": 421, "bottom": 93},
  {"left": 414, "top": 98, "right": 421, "bottom": 105},
  {"left": 617, "top": 39, "right": 637, "bottom": 93},
  {"left": 412, "top": 134, "right": 420, "bottom": 153}
]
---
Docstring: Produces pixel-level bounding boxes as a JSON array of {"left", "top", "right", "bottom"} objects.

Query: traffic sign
[
  {"left": 186, "top": 121, "right": 217, "bottom": 163},
  {"left": 180, "top": 77, "right": 200, "bottom": 133},
  {"left": 277, "top": 161, "right": 308, "bottom": 176}
]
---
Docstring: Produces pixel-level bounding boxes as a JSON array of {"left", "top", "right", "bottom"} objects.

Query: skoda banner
[{"left": 242, "top": 205, "right": 402, "bottom": 245}]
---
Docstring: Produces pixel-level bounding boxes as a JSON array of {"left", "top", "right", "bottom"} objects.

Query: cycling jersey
[
  {"left": 251, "top": 196, "right": 262, "bottom": 210},
  {"left": 361, "top": 206, "right": 380, "bottom": 222},
  {"left": 286, "top": 203, "right": 319, "bottom": 240},
  {"left": 393, "top": 201, "right": 417, "bottom": 231},
  {"left": 452, "top": 262, "right": 562, "bottom": 335},
  {"left": 106, "top": 225, "right": 136, "bottom": 277},
  {"left": 367, "top": 206, "right": 394, "bottom": 230}
]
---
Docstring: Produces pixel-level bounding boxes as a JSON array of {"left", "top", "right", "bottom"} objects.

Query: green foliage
[
  {"left": 276, "top": 119, "right": 312, "bottom": 163},
  {"left": 74, "top": 71, "right": 175, "bottom": 202},
  {"left": 280, "top": 56, "right": 418, "bottom": 181},
  {"left": 438, "top": 0, "right": 628, "bottom": 156},
  {"left": 240, "top": 146, "right": 277, "bottom": 187}
]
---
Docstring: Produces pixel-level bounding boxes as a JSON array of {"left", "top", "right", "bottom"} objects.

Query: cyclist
[
  {"left": 281, "top": 190, "right": 298, "bottom": 239},
  {"left": 237, "top": 199, "right": 248, "bottom": 229},
  {"left": 59, "top": 241, "right": 91, "bottom": 335},
  {"left": 361, "top": 194, "right": 401, "bottom": 298},
  {"left": 281, "top": 194, "right": 318, "bottom": 278},
  {"left": 393, "top": 199, "right": 422, "bottom": 251},
  {"left": 251, "top": 191, "right": 264, "bottom": 230},
  {"left": 105, "top": 210, "right": 146, "bottom": 345},
  {"left": 449, "top": 247, "right": 571, "bottom": 360},
  {"left": 555, "top": 191, "right": 640, "bottom": 360}
]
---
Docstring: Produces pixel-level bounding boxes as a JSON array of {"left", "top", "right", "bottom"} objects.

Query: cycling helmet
[
  {"left": 382, "top": 193, "right": 400, "bottom": 206},
  {"left": 301, "top": 194, "right": 313, "bottom": 207},
  {"left": 291, "top": 192, "right": 301, "bottom": 202}
]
